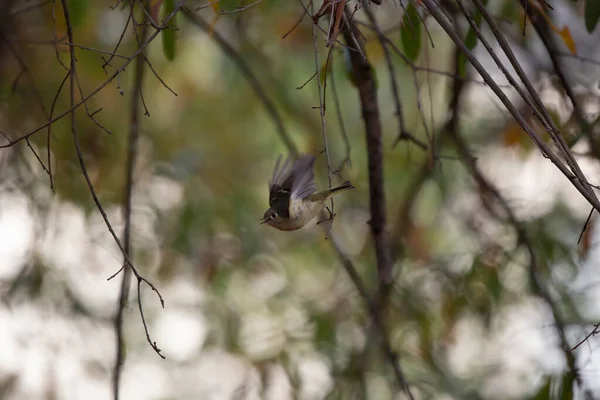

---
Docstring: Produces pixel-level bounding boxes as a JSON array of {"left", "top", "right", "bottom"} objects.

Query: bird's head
[{"left": 259, "top": 208, "right": 279, "bottom": 226}]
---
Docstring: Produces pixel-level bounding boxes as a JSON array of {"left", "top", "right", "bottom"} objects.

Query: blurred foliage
[
  {"left": 1, "top": 0, "right": 600, "bottom": 399},
  {"left": 400, "top": 2, "right": 422, "bottom": 62}
]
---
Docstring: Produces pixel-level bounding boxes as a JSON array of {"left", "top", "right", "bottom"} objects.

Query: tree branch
[
  {"left": 59, "top": 5, "right": 166, "bottom": 395},
  {"left": 447, "top": 124, "right": 592, "bottom": 399},
  {"left": 341, "top": 6, "right": 392, "bottom": 288},
  {"left": 323, "top": 218, "right": 414, "bottom": 399},
  {"left": 112, "top": 2, "right": 151, "bottom": 398},
  {"left": 420, "top": 0, "right": 600, "bottom": 214},
  {"left": 181, "top": 7, "right": 298, "bottom": 158}
]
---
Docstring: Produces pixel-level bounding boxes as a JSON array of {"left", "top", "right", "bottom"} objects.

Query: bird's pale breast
[{"left": 272, "top": 198, "right": 325, "bottom": 231}]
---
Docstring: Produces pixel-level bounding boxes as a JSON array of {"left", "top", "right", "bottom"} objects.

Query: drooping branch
[
  {"left": 447, "top": 123, "right": 592, "bottom": 399},
  {"left": 58, "top": 5, "right": 166, "bottom": 400},
  {"left": 421, "top": 0, "right": 600, "bottom": 214},
  {"left": 181, "top": 7, "right": 298, "bottom": 158},
  {"left": 361, "top": 1, "right": 426, "bottom": 151},
  {"left": 0, "top": 2, "right": 184, "bottom": 150},
  {"left": 112, "top": 2, "right": 152, "bottom": 398},
  {"left": 517, "top": 0, "right": 591, "bottom": 141},
  {"left": 465, "top": 0, "right": 594, "bottom": 196}
]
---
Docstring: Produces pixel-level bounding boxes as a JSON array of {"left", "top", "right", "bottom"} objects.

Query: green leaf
[
  {"left": 67, "top": 0, "right": 89, "bottom": 28},
  {"left": 585, "top": 0, "right": 600, "bottom": 33},
  {"left": 371, "top": 65, "right": 379, "bottom": 90},
  {"left": 400, "top": 3, "right": 422, "bottom": 62},
  {"left": 162, "top": 0, "right": 177, "bottom": 61},
  {"left": 458, "top": 0, "right": 489, "bottom": 78},
  {"left": 499, "top": 0, "right": 517, "bottom": 21},
  {"left": 319, "top": 61, "right": 330, "bottom": 85}
]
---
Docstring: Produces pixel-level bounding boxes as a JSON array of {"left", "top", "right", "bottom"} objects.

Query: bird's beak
[{"left": 258, "top": 217, "right": 267, "bottom": 225}]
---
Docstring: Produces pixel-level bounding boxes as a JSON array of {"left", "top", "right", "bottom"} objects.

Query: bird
[{"left": 260, "top": 154, "right": 355, "bottom": 231}]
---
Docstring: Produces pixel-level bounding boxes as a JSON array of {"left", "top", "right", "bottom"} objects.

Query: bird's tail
[{"left": 309, "top": 181, "right": 355, "bottom": 201}]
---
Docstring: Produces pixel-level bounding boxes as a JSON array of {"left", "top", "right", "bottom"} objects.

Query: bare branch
[
  {"left": 310, "top": 0, "right": 336, "bottom": 232},
  {"left": 45, "top": 71, "right": 70, "bottom": 192},
  {"left": 467, "top": 0, "right": 594, "bottom": 198},
  {"left": 341, "top": 6, "right": 392, "bottom": 286},
  {"left": 448, "top": 118, "right": 590, "bottom": 399},
  {"left": 516, "top": 0, "right": 597, "bottom": 158},
  {"left": 182, "top": 7, "right": 299, "bottom": 158},
  {"left": 219, "top": 0, "right": 264, "bottom": 14},
  {"left": 1, "top": 34, "right": 52, "bottom": 178},
  {"left": 0, "top": 3, "right": 183, "bottom": 149},
  {"left": 421, "top": 0, "right": 600, "bottom": 213},
  {"left": 103, "top": 0, "right": 135, "bottom": 71},
  {"left": 329, "top": 56, "right": 351, "bottom": 171},
  {"left": 361, "top": 0, "right": 426, "bottom": 150},
  {"left": 59, "top": 1, "right": 167, "bottom": 377},
  {"left": 113, "top": 2, "right": 154, "bottom": 398},
  {"left": 324, "top": 213, "right": 414, "bottom": 399}
]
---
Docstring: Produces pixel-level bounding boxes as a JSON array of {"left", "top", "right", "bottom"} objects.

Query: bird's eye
[{"left": 271, "top": 213, "right": 277, "bottom": 219}]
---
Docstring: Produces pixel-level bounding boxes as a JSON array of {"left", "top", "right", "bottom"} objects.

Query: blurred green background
[{"left": 1, "top": 0, "right": 600, "bottom": 399}]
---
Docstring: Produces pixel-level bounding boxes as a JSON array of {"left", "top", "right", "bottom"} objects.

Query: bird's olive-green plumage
[{"left": 260, "top": 155, "right": 355, "bottom": 231}]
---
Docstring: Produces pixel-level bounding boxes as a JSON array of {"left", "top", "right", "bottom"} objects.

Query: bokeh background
[{"left": 2, "top": 0, "right": 600, "bottom": 398}]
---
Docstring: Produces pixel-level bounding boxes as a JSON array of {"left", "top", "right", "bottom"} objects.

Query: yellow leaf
[
  {"left": 211, "top": 0, "right": 220, "bottom": 14},
  {"left": 555, "top": 26, "right": 577, "bottom": 55},
  {"left": 529, "top": 1, "right": 577, "bottom": 55}
]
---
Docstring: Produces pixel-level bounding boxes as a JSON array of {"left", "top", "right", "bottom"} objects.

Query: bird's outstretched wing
[
  {"left": 290, "top": 155, "right": 316, "bottom": 200},
  {"left": 268, "top": 155, "right": 293, "bottom": 209},
  {"left": 268, "top": 154, "right": 317, "bottom": 209}
]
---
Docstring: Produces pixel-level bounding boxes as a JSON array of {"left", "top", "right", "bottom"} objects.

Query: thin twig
[
  {"left": 59, "top": 0, "right": 167, "bottom": 369},
  {"left": 219, "top": 0, "right": 263, "bottom": 14},
  {"left": 324, "top": 216, "right": 414, "bottom": 399},
  {"left": 329, "top": 56, "right": 351, "bottom": 171},
  {"left": 421, "top": 0, "right": 600, "bottom": 214},
  {"left": 113, "top": 2, "right": 153, "bottom": 398},
  {"left": 1, "top": 34, "right": 52, "bottom": 178},
  {"left": 448, "top": 120, "right": 589, "bottom": 398},
  {"left": 362, "top": 0, "right": 426, "bottom": 151},
  {"left": 467, "top": 0, "right": 596, "bottom": 204},
  {"left": 359, "top": 21, "right": 512, "bottom": 88},
  {"left": 577, "top": 208, "right": 595, "bottom": 247},
  {"left": 182, "top": 7, "right": 298, "bottom": 157},
  {"left": 517, "top": 0, "right": 600, "bottom": 162},
  {"left": 46, "top": 71, "right": 71, "bottom": 192},
  {"left": 570, "top": 323, "right": 600, "bottom": 352},
  {"left": 351, "top": 19, "right": 432, "bottom": 150},
  {"left": 0, "top": 4, "right": 183, "bottom": 150},
  {"left": 310, "top": 0, "right": 335, "bottom": 232},
  {"left": 103, "top": 0, "right": 135, "bottom": 70},
  {"left": 282, "top": 7, "right": 306, "bottom": 39},
  {"left": 64, "top": 42, "right": 178, "bottom": 96}
]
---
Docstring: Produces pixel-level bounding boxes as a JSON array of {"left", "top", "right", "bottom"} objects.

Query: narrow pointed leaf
[
  {"left": 400, "top": 3, "right": 422, "bottom": 62},
  {"left": 458, "top": 0, "right": 488, "bottom": 78},
  {"left": 585, "top": 0, "right": 600, "bottom": 33},
  {"left": 161, "top": 0, "right": 177, "bottom": 61}
]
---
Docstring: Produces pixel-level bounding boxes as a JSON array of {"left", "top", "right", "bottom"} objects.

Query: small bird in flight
[{"left": 260, "top": 154, "right": 355, "bottom": 231}]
